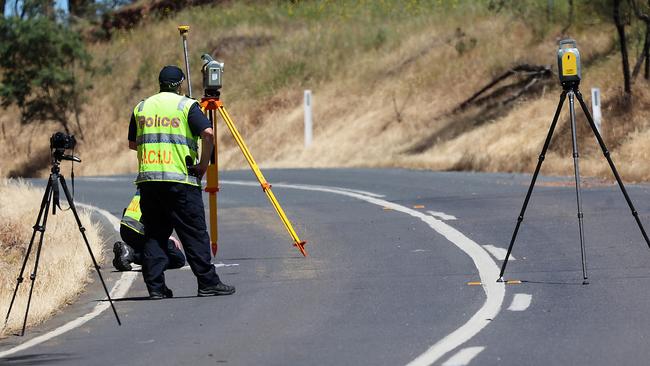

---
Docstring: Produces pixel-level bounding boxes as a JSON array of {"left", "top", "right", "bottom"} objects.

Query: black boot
[
  {"left": 198, "top": 282, "right": 235, "bottom": 297},
  {"left": 149, "top": 286, "right": 174, "bottom": 300},
  {"left": 112, "top": 241, "right": 134, "bottom": 271}
]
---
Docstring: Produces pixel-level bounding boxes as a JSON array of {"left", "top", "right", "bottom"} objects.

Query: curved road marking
[
  {"left": 221, "top": 180, "right": 505, "bottom": 366},
  {"left": 507, "top": 294, "right": 532, "bottom": 311},
  {"left": 2, "top": 179, "right": 505, "bottom": 366},
  {"left": 482, "top": 245, "right": 516, "bottom": 261},
  {"left": 442, "top": 347, "right": 485, "bottom": 366},
  {"left": 0, "top": 203, "right": 138, "bottom": 359}
]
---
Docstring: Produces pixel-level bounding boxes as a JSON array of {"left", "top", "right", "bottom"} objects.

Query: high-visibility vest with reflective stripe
[
  {"left": 120, "top": 191, "right": 145, "bottom": 235},
  {"left": 133, "top": 92, "right": 200, "bottom": 186}
]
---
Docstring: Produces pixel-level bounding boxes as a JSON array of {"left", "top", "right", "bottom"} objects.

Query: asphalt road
[{"left": 2, "top": 168, "right": 650, "bottom": 365}]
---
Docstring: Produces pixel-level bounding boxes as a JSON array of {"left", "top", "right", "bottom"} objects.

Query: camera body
[
  {"left": 557, "top": 38, "right": 581, "bottom": 84},
  {"left": 201, "top": 53, "right": 224, "bottom": 97},
  {"left": 50, "top": 132, "right": 80, "bottom": 162},
  {"left": 50, "top": 132, "right": 76, "bottom": 151}
]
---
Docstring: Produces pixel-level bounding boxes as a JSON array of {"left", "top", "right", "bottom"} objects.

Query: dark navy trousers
[{"left": 138, "top": 182, "right": 220, "bottom": 294}]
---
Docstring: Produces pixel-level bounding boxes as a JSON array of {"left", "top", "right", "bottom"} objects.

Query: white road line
[
  {"left": 221, "top": 180, "right": 505, "bottom": 366},
  {"left": 482, "top": 245, "right": 515, "bottom": 261},
  {"left": 0, "top": 203, "right": 138, "bottom": 359},
  {"left": 3, "top": 179, "right": 504, "bottom": 363},
  {"left": 76, "top": 177, "right": 131, "bottom": 182},
  {"left": 507, "top": 294, "right": 532, "bottom": 312},
  {"left": 441, "top": 347, "right": 485, "bottom": 366},
  {"left": 427, "top": 210, "right": 457, "bottom": 221},
  {"left": 180, "top": 263, "right": 239, "bottom": 271},
  {"left": 220, "top": 180, "right": 386, "bottom": 198}
]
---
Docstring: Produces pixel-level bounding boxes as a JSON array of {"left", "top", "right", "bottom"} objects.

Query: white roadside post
[
  {"left": 591, "top": 87, "right": 602, "bottom": 135},
  {"left": 304, "top": 90, "right": 313, "bottom": 148}
]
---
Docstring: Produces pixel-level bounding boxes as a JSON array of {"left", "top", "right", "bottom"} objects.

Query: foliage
[{"left": 0, "top": 16, "right": 92, "bottom": 135}]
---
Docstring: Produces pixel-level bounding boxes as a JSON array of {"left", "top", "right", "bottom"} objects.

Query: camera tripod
[
  {"left": 3, "top": 154, "right": 121, "bottom": 336},
  {"left": 498, "top": 80, "right": 650, "bottom": 284},
  {"left": 201, "top": 91, "right": 307, "bottom": 257}
]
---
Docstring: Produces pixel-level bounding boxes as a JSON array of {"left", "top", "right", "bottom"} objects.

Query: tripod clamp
[{"left": 561, "top": 80, "right": 580, "bottom": 92}]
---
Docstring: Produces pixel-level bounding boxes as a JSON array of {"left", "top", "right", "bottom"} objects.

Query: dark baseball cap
[{"left": 159, "top": 65, "right": 185, "bottom": 87}]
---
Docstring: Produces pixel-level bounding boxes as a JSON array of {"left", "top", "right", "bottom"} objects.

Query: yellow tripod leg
[
  {"left": 216, "top": 102, "right": 307, "bottom": 256},
  {"left": 202, "top": 106, "right": 219, "bottom": 256},
  {"left": 206, "top": 164, "right": 218, "bottom": 256}
]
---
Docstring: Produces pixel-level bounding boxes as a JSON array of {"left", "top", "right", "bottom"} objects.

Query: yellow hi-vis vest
[
  {"left": 133, "top": 92, "right": 201, "bottom": 186},
  {"left": 120, "top": 191, "right": 144, "bottom": 235}
]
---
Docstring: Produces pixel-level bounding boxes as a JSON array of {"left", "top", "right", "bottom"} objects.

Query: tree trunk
[
  {"left": 614, "top": 0, "right": 632, "bottom": 96},
  {"left": 0, "top": 0, "right": 5, "bottom": 17},
  {"left": 632, "top": 25, "right": 649, "bottom": 80},
  {"left": 646, "top": 29, "right": 650, "bottom": 79}
]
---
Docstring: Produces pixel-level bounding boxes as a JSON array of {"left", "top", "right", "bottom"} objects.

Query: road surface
[{"left": 1, "top": 168, "right": 650, "bottom": 365}]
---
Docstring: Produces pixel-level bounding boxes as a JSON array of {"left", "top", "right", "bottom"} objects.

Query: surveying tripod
[
  {"left": 176, "top": 25, "right": 306, "bottom": 257},
  {"left": 201, "top": 92, "right": 308, "bottom": 257},
  {"left": 498, "top": 80, "right": 650, "bottom": 284},
  {"left": 4, "top": 154, "right": 120, "bottom": 336}
]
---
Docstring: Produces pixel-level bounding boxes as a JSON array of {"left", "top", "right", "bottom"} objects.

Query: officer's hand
[
  {"left": 187, "top": 163, "right": 208, "bottom": 178},
  {"left": 169, "top": 236, "right": 182, "bottom": 250}
]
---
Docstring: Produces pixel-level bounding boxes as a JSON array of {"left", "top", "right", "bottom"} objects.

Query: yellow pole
[
  {"left": 177, "top": 25, "right": 193, "bottom": 98},
  {"left": 203, "top": 107, "right": 220, "bottom": 256},
  {"left": 215, "top": 101, "right": 307, "bottom": 256}
]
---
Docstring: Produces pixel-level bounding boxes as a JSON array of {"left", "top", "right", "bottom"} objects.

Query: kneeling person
[{"left": 113, "top": 190, "right": 186, "bottom": 272}]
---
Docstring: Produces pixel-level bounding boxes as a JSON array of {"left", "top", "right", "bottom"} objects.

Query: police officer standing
[{"left": 128, "top": 65, "right": 235, "bottom": 299}]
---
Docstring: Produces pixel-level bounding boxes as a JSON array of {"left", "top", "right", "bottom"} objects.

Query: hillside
[{"left": 2, "top": 1, "right": 650, "bottom": 181}]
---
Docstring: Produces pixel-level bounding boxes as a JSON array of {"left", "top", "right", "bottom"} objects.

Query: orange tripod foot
[{"left": 293, "top": 241, "right": 308, "bottom": 257}]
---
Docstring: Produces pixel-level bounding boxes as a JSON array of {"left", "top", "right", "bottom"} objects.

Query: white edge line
[
  {"left": 482, "top": 245, "right": 515, "bottom": 261},
  {"left": 1, "top": 179, "right": 504, "bottom": 363},
  {"left": 221, "top": 179, "right": 386, "bottom": 198},
  {"left": 0, "top": 203, "right": 137, "bottom": 359},
  {"left": 441, "top": 347, "right": 485, "bottom": 366},
  {"left": 221, "top": 180, "right": 505, "bottom": 366},
  {"left": 507, "top": 294, "right": 532, "bottom": 312},
  {"left": 427, "top": 210, "right": 457, "bottom": 221}
]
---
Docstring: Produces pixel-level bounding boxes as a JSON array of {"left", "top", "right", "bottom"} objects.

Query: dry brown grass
[
  {"left": 1, "top": 2, "right": 649, "bottom": 183},
  {"left": 0, "top": 179, "right": 104, "bottom": 337}
]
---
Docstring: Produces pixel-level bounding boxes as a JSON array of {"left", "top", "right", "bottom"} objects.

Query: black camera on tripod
[
  {"left": 50, "top": 132, "right": 80, "bottom": 162},
  {"left": 50, "top": 132, "right": 76, "bottom": 150}
]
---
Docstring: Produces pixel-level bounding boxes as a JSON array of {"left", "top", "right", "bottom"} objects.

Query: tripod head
[
  {"left": 52, "top": 149, "right": 81, "bottom": 164},
  {"left": 561, "top": 80, "right": 580, "bottom": 92}
]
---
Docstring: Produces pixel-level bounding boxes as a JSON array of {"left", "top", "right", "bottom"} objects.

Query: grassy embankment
[
  {"left": 1, "top": 0, "right": 650, "bottom": 181},
  {"left": 0, "top": 180, "right": 103, "bottom": 337}
]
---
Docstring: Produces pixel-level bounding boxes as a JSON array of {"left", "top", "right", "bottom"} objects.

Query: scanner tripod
[
  {"left": 498, "top": 81, "right": 650, "bottom": 284},
  {"left": 201, "top": 91, "right": 307, "bottom": 257},
  {"left": 3, "top": 153, "right": 121, "bottom": 336}
]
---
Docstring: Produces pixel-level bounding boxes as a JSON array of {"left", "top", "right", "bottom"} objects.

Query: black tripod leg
[
  {"left": 58, "top": 176, "right": 121, "bottom": 326},
  {"left": 20, "top": 177, "right": 55, "bottom": 336},
  {"left": 568, "top": 92, "right": 589, "bottom": 284},
  {"left": 498, "top": 90, "right": 568, "bottom": 281},
  {"left": 575, "top": 91, "right": 650, "bottom": 249},
  {"left": 4, "top": 178, "right": 53, "bottom": 332}
]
